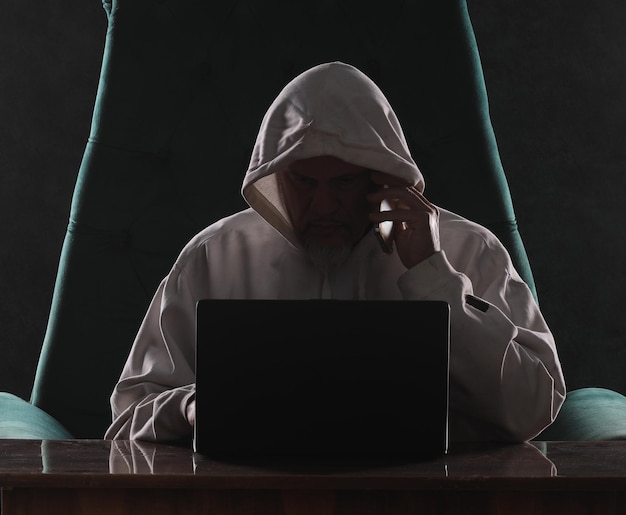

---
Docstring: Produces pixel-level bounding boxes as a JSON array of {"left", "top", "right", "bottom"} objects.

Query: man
[{"left": 105, "top": 62, "right": 565, "bottom": 444}]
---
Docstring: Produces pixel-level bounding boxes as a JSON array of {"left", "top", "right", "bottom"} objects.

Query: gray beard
[{"left": 303, "top": 240, "right": 352, "bottom": 272}]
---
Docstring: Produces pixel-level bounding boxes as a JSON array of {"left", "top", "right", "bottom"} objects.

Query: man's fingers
[{"left": 369, "top": 184, "right": 435, "bottom": 212}]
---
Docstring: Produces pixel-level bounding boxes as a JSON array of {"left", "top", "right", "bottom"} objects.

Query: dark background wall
[
  {"left": 1, "top": 1, "right": 106, "bottom": 400},
  {"left": 1, "top": 1, "right": 625, "bottom": 401},
  {"left": 471, "top": 1, "right": 626, "bottom": 394}
]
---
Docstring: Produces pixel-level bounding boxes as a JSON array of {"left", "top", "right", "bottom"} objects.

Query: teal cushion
[
  {"left": 537, "top": 387, "right": 626, "bottom": 441},
  {"left": 0, "top": 392, "right": 74, "bottom": 439}
]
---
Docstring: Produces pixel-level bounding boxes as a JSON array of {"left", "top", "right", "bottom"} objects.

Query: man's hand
[
  {"left": 186, "top": 398, "right": 196, "bottom": 427},
  {"left": 368, "top": 171, "right": 440, "bottom": 269}
]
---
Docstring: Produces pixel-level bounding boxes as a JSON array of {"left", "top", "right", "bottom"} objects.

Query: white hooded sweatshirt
[{"left": 105, "top": 62, "right": 565, "bottom": 444}]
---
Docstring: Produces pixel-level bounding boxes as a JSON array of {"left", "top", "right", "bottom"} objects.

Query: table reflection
[
  {"left": 104, "top": 440, "right": 556, "bottom": 479},
  {"left": 9, "top": 439, "right": 626, "bottom": 488},
  {"left": 109, "top": 440, "right": 195, "bottom": 474},
  {"left": 4, "top": 440, "right": 626, "bottom": 515}
]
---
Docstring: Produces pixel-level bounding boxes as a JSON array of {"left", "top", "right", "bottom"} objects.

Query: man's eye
[
  {"left": 291, "top": 174, "right": 316, "bottom": 187},
  {"left": 335, "top": 175, "right": 367, "bottom": 188}
]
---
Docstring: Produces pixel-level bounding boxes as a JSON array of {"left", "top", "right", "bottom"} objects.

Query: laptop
[{"left": 194, "top": 299, "right": 450, "bottom": 460}]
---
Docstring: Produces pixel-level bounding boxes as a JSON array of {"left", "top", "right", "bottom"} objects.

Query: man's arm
[
  {"left": 399, "top": 248, "right": 566, "bottom": 442},
  {"left": 370, "top": 176, "right": 565, "bottom": 442},
  {"left": 104, "top": 274, "right": 198, "bottom": 442}
]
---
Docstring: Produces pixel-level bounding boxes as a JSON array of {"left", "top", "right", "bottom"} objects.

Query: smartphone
[{"left": 375, "top": 196, "right": 395, "bottom": 254}]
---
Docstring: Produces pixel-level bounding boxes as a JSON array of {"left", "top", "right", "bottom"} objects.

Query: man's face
[{"left": 278, "top": 155, "right": 375, "bottom": 266}]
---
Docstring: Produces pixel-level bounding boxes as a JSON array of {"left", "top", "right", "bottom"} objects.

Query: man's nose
[{"left": 309, "top": 185, "right": 339, "bottom": 215}]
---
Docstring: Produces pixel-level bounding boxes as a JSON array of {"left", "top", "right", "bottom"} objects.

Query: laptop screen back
[{"left": 194, "top": 299, "right": 450, "bottom": 459}]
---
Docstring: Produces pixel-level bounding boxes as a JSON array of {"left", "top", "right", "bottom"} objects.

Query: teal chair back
[{"left": 26, "top": 0, "right": 536, "bottom": 438}]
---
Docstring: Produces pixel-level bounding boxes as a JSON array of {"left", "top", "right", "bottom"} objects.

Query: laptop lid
[{"left": 194, "top": 299, "right": 450, "bottom": 459}]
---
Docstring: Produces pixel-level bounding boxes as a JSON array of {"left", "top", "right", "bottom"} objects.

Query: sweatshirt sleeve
[
  {"left": 104, "top": 265, "right": 199, "bottom": 443},
  {"left": 397, "top": 249, "right": 566, "bottom": 443}
]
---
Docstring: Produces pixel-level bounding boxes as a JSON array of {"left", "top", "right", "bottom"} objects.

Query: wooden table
[{"left": 1, "top": 439, "right": 625, "bottom": 514}]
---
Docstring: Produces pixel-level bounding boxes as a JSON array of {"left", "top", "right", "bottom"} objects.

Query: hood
[{"left": 242, "top": 61, "right": 423, "bottom": 246}]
